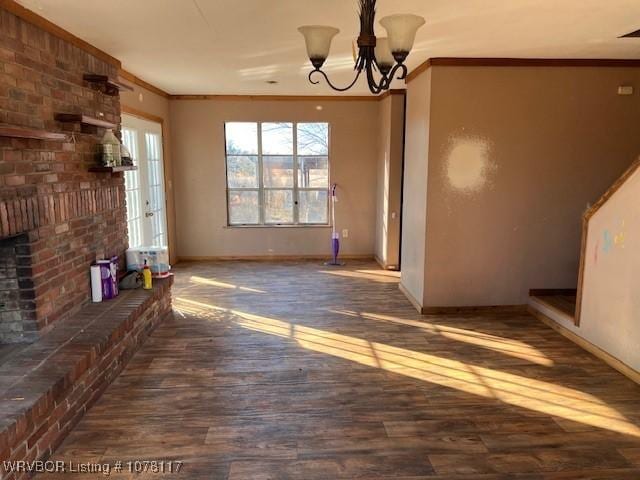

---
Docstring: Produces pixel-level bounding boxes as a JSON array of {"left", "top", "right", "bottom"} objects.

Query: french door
[{"left": 121, "top": 114, "right": 168, "bottom": 248}]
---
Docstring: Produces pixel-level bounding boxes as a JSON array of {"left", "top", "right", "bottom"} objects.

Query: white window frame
[{"left": 224, "top": 122, "right": 330, "bottom": 227}]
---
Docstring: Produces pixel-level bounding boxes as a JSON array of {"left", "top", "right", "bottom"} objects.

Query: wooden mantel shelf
[
  {"left": 88, "top": 165, "right": 137, "bottom": 173},
  {"left": 55, "top": 114, "right": 116, "bottom": 129},
  {"left": 0, "top": 125, "right": 67, "bottom": 141},
  {"left": 83, "top": 74, "right": 134, "bottom": 96}
]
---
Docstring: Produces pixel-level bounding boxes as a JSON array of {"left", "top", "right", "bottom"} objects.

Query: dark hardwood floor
[{"left": 40, "top": 260, "right": 640, "bottom": 479}]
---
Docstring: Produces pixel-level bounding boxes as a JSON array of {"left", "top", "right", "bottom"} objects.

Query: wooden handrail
[{"left": 575, "top": 157, "right": 640, "bottom": 325}]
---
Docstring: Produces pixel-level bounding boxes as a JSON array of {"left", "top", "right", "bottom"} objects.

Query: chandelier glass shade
[{"left": 298, "top": 0, "right": 425, "bottom": 94}]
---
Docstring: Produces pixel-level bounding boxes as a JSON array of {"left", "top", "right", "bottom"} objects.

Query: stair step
[{"left": 528, "top": 288, "right": 577, "bottom": 323}]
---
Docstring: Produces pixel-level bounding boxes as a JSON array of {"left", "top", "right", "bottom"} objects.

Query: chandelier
[{"left": 298, "top": 0, "right": 425, "bottom": 94}]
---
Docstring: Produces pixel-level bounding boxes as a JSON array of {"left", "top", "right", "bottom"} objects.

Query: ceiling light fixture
[{"left": 298, "top": 0, "right": 425, "bottom": 94}]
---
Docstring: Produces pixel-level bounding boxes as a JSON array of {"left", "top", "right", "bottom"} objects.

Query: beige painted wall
[
  {"left": 119, "top": 82, "right": 178, "bottom": 265},
  {"left": 403, "top": 65, "right": 640, "bottom": 308},
  {"left": 169, "top": 98, "right": 379, "bottom": 258},
  {"left": 400, "top": 70, "right": 432, "bottom": 305},
  {"left": 565, "top": 166, "right": 640, "bottom": 371},
  {"left": 375, "top": 92, "right": 405, "bottom": 269}
]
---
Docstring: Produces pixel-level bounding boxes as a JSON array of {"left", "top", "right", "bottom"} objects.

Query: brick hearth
[{"left": 0, "top": 277, "right": 173, "bottom": 480}]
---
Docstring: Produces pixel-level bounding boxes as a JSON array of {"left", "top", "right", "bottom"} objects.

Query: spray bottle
[{"left": 143, "top": 259, "right": 152, "bottom": 290}]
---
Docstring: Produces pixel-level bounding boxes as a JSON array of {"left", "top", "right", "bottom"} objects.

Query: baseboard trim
[
  {"left": 177, "top": 254, "right": 374, "bottom": 262},
  {"left": 397, "top": 285, "right": 528, "bottom": 316},
  {"left": 528, "top": 306, "right": 640, "bottom": 385}
]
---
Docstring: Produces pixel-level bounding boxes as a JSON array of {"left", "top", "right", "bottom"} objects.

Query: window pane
[
  {"left": 298, "top": 156, "right": 328, "bottom": 188},
  {"left": 299, "top": 190, "right": 328, "bottom": 224},
  {"left": 264, "top": 190, "right": 293, "bottom": 224},
  {"left": 297, "top": 123, "right": 329, "bottom": 155},
  {"left": 227, "top": 156, "right": 258, "bottom": 188},
  {"left": 226, "top": 122, "right": 258, "bottom": 155},
  {"left": 262, "top": 122, "right": 293, "bottom": 154},
  {"left": 228, "top": 190, "right": 259, "bottom": 224},
  {"left": 263, "top": 156, "right": 293, "bottom": 187}
]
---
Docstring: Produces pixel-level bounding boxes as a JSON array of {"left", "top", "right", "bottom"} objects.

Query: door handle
[{"left": 145, "top": 212, "right": 154, "bottom": 217}]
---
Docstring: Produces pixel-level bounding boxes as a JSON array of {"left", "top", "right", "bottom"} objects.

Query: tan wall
[
  {"left": 119, "top": 81, "right": 178, "bottom": 265},
  {"left": 400, "top": 70, "right": 432, "bottom": 306},
  {"left": 406, "top": 66, "right": 640, "bottom": 308},
  {"left": 375, "top": 92, "right": 405, "bottom": 269},
  {"left": 169, "top": 98, "right": 379, "bottom": 258}
]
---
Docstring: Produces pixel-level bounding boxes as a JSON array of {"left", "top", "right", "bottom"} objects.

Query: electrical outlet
[{"left": 342, "top": 229, "right": 349, "bottom": 238}]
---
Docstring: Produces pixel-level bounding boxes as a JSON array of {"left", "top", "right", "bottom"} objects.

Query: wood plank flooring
[{"left": 39, "top": 261, "right": 640, "bottom": 479}]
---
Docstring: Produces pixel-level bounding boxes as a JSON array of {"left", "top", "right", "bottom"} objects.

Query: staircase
[{"left": 526, "top": 158, "right": 640, "bottom": 384}]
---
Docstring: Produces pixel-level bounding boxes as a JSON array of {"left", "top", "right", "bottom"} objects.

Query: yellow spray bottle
[{"left": 143, "top": 259, "right": 152, "bottom": 290}]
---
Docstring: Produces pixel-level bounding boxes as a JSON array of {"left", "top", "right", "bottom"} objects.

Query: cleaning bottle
[{"left": 142, "top": 259, "right": 152, "bottom": 290}]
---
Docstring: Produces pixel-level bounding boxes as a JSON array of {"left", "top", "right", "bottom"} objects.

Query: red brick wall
[{"left": 0, "top": 7, "right": 127, "bottom": 333}]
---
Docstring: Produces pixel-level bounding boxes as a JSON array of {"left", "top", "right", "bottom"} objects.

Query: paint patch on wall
[
  {"left": 603, "top": 230, "right": 613, "bottom": 254},
  {"left": 614, "top": 220, "right": 626, "bottom": 249},
  {"left": 443, "top": 135, "right": 496, "bottom": 194},
  {"left": 602, "top": 221, "right": 627, "bottom": 256}
]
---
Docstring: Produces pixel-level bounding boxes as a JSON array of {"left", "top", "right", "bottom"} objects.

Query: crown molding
[
  {"left": 118, "top": 69, "right": 170, "bottom": 98},
  {"left": 169, "top": 91, "right": 406, "bottom": 102},
  {"left": 407, "top": 57, "right": 640, "bottom": 83},
  {"left": 120, "top": 105, "right": 164, "bottom": 125},
  {"left": 0, "top": 0, "right": 120, "bottom": 67},
  {"left": 168, "top": 94, "right": 381, "bottom": 102}
]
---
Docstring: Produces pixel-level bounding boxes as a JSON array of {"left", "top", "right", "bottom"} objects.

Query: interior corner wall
[
  {"left": 421, "top": 65, "right": 640, "bottom": 308},
  {"left": 169, "top": 98, "right": 379, "bottom": 258},
  {"left": 375, "top": 93, "right": 405, "bottom": 270},
  {"left": 399, "top": 70, "right": 432, "bottom": 307},
  {"left": 119, "top": 84, "right": 178, "bottom": 265}
]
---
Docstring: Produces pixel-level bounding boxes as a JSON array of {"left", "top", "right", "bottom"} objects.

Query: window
[{"left": 225, "top": 122, "right": 330, "bottom": 226}]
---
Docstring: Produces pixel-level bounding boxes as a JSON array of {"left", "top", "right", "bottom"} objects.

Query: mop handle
[{"left": 330, "top": 183, "right": 337, "bottom": 235}]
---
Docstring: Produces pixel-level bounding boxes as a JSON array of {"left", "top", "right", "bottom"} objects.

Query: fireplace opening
[{"left": 0, "top": 234, "right": 37, "bottom": 360}]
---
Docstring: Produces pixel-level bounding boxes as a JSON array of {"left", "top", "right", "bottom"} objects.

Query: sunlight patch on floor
[
  {"left": 318, "top": 270, "right": 400, "bottom": 283},
  {"left": 189, "top": 276, "right": 266, "bottom": 294},
  {"left": 363, "top": 311, "right": 554, "bottom": 367},
  {"left": 329, "top": 309, "right": 554, "bottom": 367},
  {"left": 356, "top": 269, "right": 401, "bottom": 278},
  {"left": 173, "top": 297, "right": 640, "bottom": 438}
]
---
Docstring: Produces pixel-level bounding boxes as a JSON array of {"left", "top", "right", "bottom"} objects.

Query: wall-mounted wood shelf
[
  {"left": 83, "top": 74, "right": 134, "bottom": 96},
  {"left": 55, "top": 114, "right": 116, "bottom": 129},
  {"left": 0, "top": 125, "right": 67, "bottom": 141},
  {"left": 88, "top": 165, "right": 137, "bottom": 173}
]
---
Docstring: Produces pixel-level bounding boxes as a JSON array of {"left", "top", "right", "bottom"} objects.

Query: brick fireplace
[
  {"left": 0, "top": 6, "right": 127, "bottom": 340},
  {"left": 0, "top": 5, "right": 174, "bottom": 474}
]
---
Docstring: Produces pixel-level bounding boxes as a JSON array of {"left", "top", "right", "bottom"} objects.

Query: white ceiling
[{"left": 16, "top": 0, "right": 640, "bottom": 95}]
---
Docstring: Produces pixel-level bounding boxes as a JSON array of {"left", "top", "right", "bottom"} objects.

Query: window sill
[{"left": 225, "top": 224, "right": 331, "bottom": 229}]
